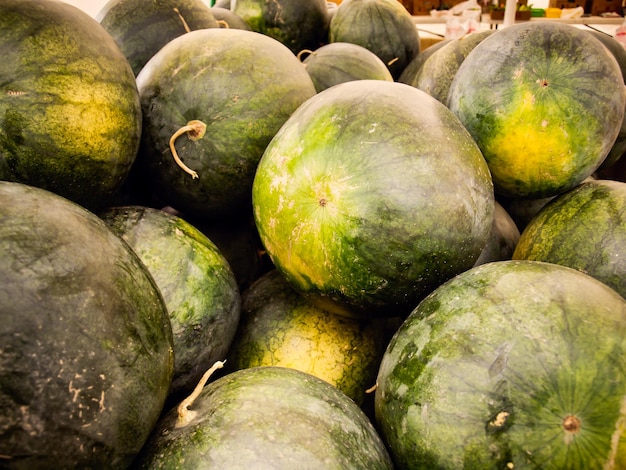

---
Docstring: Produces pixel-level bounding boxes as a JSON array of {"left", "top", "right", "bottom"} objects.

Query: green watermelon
[
  {"left": 97, "top": 0, "right": 219, "bottom": 76},
  {"left": 0, "top": 182, "right": 174, "bottom": 468},
  {"left": 512, "top": 179, "right": 626, "bottom": 299},
  {"left": 226, "top": 270, "right": 388, "bottom": 405},
  {"left": 134, "top": 366, "right": 394, "bottom": 469},
  {"left": 210, "top": 6, "right": 252, "bottom": 30},
  {"left": 473, "top": 200, "right": 520, "bottom": 266},
  {"left": 135, "top": 28, "right": 317, "bottom": 219},
  {"left": 301, "top": 42, "right": 394, "bottom": 93},
  {"left": 375, "top": 260, "right": 626, "bottom": 469},
  {"left": 0, "top": 0, "right": 142, "bottom": 211},
  {"left": 447, "top": 22, "right": 626, "bottom": 199},
  {"left": 99, "top": 205, "right": 241, "bottom": 405},
  {"left": 252, "top": 79, "right": 494, "bottom": 318},
  {"left": 329, "top": 0, "right": 421, "bottom": 80},
  {"left": 398, "top": 38, "right": 452, "bottom": 85},
  {"left": 233, "top": 0, "right": 330, "bottom": 55},
  {"left": 406, "top": 29, "right": 494, "bottom": 104}
]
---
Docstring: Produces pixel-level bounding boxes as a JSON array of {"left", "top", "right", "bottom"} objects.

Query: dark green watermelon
[
  {"left": 473, "top": 200, "right": 520, "bottom": 266},
  {"left": 0, "top": 182, "right": 174, "bottom": 468},
  {"left": 134, "top": 366, "right": 394, "bottom": 469},
  {"left": 97, "top": 0, "right": 219, "bottom": 76},
  {"left": 329, "top": 0, "right": 421, "bottom": 80},
  {"left": 301, "top": 41, "right": 393, "bottom": 93},
  {"left": 0, "top": 0, "right": 141, "bottom": 211},
  {"left": 99, "top": 205, "right": 241, "bottom": 405},
  {"left": 233, "top": 0, "right": 330, "bottom": 54},
  {"left": 135, "top": 28, "right": 317, "bottom": 220},
  {"left": 513, "top": 179, "right": 626, "bottom": 298},
  {"left": 398, "top": 38, "right": 452, "bottom": 85},
  {"left": 375, "top": 260, "right": 626, "bottom": 469}
]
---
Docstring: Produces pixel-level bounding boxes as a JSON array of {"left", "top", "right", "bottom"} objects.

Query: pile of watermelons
[{"left": 1, "top": 0, "right": 626, "bottom": 467}]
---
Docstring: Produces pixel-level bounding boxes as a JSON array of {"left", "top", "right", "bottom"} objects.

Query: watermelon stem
[
  {"left": 168, "top": 120, "right": 206, "bottom": 179},
  {"left": 175, "top": 360, "right": 225, "bottom": 428},
  {"left": 173, "top": 8, "right": 191, "bottom": 33},
  {"left": 296, "top": 49, "right": 314, "bottom": 62}
]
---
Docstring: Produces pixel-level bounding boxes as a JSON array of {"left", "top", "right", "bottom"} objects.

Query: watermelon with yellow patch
[
  {"left": 447, "top": 22, "right": 626, "bottom": 199},
  {"left": 226, "top": 270, "right": 389, "bottom": 405}
]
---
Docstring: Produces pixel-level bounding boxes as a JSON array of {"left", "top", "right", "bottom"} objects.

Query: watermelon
[
  {"left": 135, "top": 28, "right": 317, "bottom": 220},
  {"left": 0, "top": 0, "right": 142, "bottom": 211},
  {"left": 447, "top": 22, "right": 626, "bottom": 199},
  {"left": 97, "top": 0, "right": 219, "bottom": 76},
  {"left": 252, "top": 79, "right": 494, "bottom": 318},
  {"left": 329, "top": 0, "right": 421, "bottom": 80},
  {"left": 233, "top": 0, "right": 330, "bottom": 55},
  {"left": 473, "top": 200, "right": 520, "bottom": 266},
  {"left": 134, "top": 366, "right": 394, "bottom": 469},
  {"left": 398, "top": 38, "right": 452, "bottom": 85},
  {"left": 512, "top": 179, "right": 626, "bottom": 299},
  {"left": 301, "top": 42, "right": 394, "bottom": 93},
  {"left": 226, "top": 269, "right": 388, "bottom": 405},
  {"left": 406, "top": 30, "right": 494, "bottom": 104},
  {"left": 210, "top": 6, "right": 252, "bottom": 30},
  {"left": 99, "top": 205, "right": 241, "bottom": 405},
  {"left": 0, "top": 182, "right": 174, "bottom": 468},
  {"left": 375, "top": 260, "right": 626, "bottom": 469}
]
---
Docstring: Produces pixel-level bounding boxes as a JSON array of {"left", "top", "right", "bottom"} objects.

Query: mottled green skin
[
  {"left": 0, "top": 182, "right": 174, "bottom": 469},
  {"left": 234, "top": 0, "right": 330, "bottom": 55},
  {"left": 302, "top": 42, "right": 393, "bottom": 93},
  {"left": 135, "top": 366, "right": 394, "bottom": 469},
  {"left": 252, "top": 80, "right": 494, "bottom": 318},
  {"left": 513, "top": 179, "right": 626, "bottom": 299},
  {"left": 329, "top": 0, "right": 421, "bottom": 80},
  {"left": 136, "top": 28, "right": 316, "bottom": 220},
  {"left": 99, "top": 206, "right": 241, "bottom": 404},
  {"left": 97, "top": 0, "right": 219, "bottom": 77},
  {"left": 375, "top": 260, "right": 626, "bottom": 470},
  {"left": 409, "top": 30, "right": 494, "bottom": 104},
  {"left": 227, "top": 270, "right": 387, "bottom": 405},
  {"left": 447, "top": 22, "right": 626, "bottom": 199},
  {"left": 0, "top": 0, "right": 142, "bottom": 211},
  {"left": 398, "top": 38, "right": 452, "bottom": 85}
]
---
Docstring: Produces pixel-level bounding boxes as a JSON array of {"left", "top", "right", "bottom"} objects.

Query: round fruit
[
  {"left": 252, "top": 79, "right": 494, "bottom": 318},
  {"left": 512, "top": 179, "right": 626, "bottom": 298},
  {"left": 375, "top": 260, "right": 626, "bottom": 469},
  {"left": 301, "top": 42, "right": 393, "bottom": 93},
  {"left": 136, "top": 28, "right": 316, "bottom": 219},
  {"left": 210, "top": 7, "right": 251, "bottom": 30},
  {"left": 447, "top": 22, "right": 626, "bottom": 199},
  {"left": 398, "top": 38, "right": 452, "bottom": 85},
  {"left": 329, "top": 0, "right": 421, "bottom": 80},
  {"left": 97, "top": 0, "right": 219, "bottom": 77},
  {"left": 134, "top": 366, "right": 394, "bottom": 469},
  {"left": 233, "top": 0, "right": 330, "bottom": 54},
  {"left": 0, "top": 0, "right": 142, "bottom": 211},
  {"left": 407, "top": 29, "right": 494, "bottom": 104},
  {"left": 99, "top": 205, "right": 241, "bottom": 403},
  {"left": 227, "top": 270, "right": 387, "bottom": 405},
  {"left": 473, "top": 200, "right": 520, "bottom": 266},
  {"left": 0, "top": 182, "right": 174, "bottom": 468}
]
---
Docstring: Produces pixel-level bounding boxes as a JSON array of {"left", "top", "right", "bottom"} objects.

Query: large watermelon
[
  {"left": 233, "top": 0, "right": 330, "bottom": 55},
  {"left": 252, "top": 79, "right": 494, "bottom": 319},
  {"left": 447, "top": 22, "right": 626, "bottom": 199},
  {"left": 134, "top": 366, "right": 394, "bottom": 469},
  {"left": 375, "top": 260, "right": 626, "bottom": 469},
  {"left": 512, "top": 179, "right": 626, "bottom": 298},
  {"left": 135, "top": 28, "right": 316, "bottom": 220},
  {"left": 226, "top": 269, "right": 388, "bottom": 405},
  {"left": 329, "top": 0, "right": 421, "bottom": 80},
  {"left": 99, "top": 205, "right": 242, "bottom": 405},
  {"left": 0, "top": 182, "right": 174, "bottom": 468},
  {"left": 0, "top": 0, "right": 142, "bottom": 211},
  {"left": 97, "top": 0, "right": 219, "bottom": 76}
]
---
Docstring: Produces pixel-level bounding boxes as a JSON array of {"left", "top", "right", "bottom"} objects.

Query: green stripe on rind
[
  {"left": 448, "top": 22, "right": 626, "bottom": 199},
  {"left": 375, "top": 260, "right": 626, "bottom": 469},
  {"left": 513, "top": 179, "right": 626, "bottom": 298},
  {"left": 252, "top": 80, "right": 494, "bottom": 317}
]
